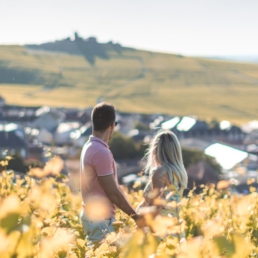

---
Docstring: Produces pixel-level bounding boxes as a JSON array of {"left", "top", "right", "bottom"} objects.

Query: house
[
  {"left": 37, "top": 128, "right": 53, "bottom": 145},
  {"left": 74, "top": 125, "right": 92, "bottom": 147},
  {"left": 0, "top": 123, "right": 28, "bottom": 158},
  {"left": 126, "top": 129, "right": 152, "bottom": 143},
  {"left": 58, "top": 108, "right": 80, "bottom": 121},
  {"left": 150, "top": 115, "right": 166, "bottom": 129},
  {"left": 24, "top": 126, "right": 54, "bottom": 146},
  {"left": 58, "top": 107, "right": 92, "bottom": 125},
  {"left": 117, "top": 112, "right": 140, "bottom": 135},
  {"left": 160, "top": 117, "right": 245, "bottom": 146},
  {"left": 217, "top": 121, "right": 246, "bottom": 145},
  {"left": 161, "top": 116, "right": 180, "bottom": 130},
  {"left": 54, "top": 122, "right": 82, "bottom": 145},
  {"left": 180, "top": 138, "right": 212, "bottom": 151},
  {"left": 204, "top": 143, "right": 250, "bottom": 171},
  {"left": 242, "top": 120, "right": 258, "bottom": 134},
  {"left": 30, "top": 106, "right": 65, "bottom": 132},
  {"left": 76, "top": 109, "right": 92, "bottom": 125},
  {"left": 1, "top": 104, "right": 39, "bottom": 124},
  {"left": 174, "top": 116, "right": 209, "bottom": 139},
  {"left": 160, "top": 116, "right": 209, "bottom": 139},
  {"left": 246, "top": 144, "right": 258, "bottom": 156},
  {"left": 242, "top": 120, "right": 258, "bottom": 144}
]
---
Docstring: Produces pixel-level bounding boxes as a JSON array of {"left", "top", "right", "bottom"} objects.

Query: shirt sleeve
[{"left": 91, "top": 149, "right": 114, "bottom": 177}]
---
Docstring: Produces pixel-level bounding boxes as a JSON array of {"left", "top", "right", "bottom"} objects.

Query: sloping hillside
[{"left": 1, "top": 35, "right": 258, "bottom": 124}]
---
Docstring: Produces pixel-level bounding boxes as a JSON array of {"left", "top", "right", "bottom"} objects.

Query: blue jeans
[{"left": 80, "top": 210, "right": 115, "bottom": 243}]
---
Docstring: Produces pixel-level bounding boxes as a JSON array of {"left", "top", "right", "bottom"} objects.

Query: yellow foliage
[
  {"left": 28, "top": 156, "right": 64, "bottom": 178},
  {"left": 0, "top": 160, "right": 8, "bottom": 166},
  {"left": 1, "top": 165, "right": 258, "bottom": 257}
]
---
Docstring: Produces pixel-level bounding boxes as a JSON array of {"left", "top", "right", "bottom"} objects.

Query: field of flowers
[{"left": 1, "top": 157, "right": 258, "bottom": 258}]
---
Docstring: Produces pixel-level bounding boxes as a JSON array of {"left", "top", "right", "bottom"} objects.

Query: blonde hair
[{"left": 145, "top": 129, "right": 188, "bottom": 189}]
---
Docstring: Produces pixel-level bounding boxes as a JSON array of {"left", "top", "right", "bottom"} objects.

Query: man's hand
[{"left": 133, "top": 214, "right": 146, "bottom": 228}]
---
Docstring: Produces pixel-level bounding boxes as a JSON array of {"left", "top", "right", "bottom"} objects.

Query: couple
[{"left": 80, "top": 102, "right": 188, "bottom": 244}]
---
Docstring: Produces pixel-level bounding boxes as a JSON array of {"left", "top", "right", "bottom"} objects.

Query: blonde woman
[{"left": 137, "top": 130, "right": 188, "bottom": 237}]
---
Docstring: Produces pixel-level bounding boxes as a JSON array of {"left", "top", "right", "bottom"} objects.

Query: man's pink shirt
[{"left": 80, "top": 136, "right": 118, "bottom": 218}]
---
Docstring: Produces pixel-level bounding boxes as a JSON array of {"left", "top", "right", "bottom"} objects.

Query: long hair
[{"left": 145, "top": 129, "right": 188, "bottom": 189}]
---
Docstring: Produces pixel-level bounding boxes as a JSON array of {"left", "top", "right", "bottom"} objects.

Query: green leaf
[
  {"left": 213, "top": 236, "right": 235, "bottom": 257},
  {"left": 0, "top": 212, "right": 20, "bottom": 234},
  {"left": 57, "top": 250, "right": 67, "bottom": 258}
]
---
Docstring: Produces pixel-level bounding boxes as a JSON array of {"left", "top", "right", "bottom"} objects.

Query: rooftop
[{"left": 205, "top": 143, "right": 249, "bottom": 170}]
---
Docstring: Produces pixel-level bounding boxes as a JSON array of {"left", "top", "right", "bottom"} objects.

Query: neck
[{"left": 93, "top": 130, "right": 110, "bottom": 144}]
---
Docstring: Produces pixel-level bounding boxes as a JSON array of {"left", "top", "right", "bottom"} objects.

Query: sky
[{"left": 1, "top": 0, "right": 258, "bottom": 56}]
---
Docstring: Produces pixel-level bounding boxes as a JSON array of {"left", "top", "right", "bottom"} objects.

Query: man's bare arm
[{"left": 98, "top": 175, "right": 137, "bottom": 217}]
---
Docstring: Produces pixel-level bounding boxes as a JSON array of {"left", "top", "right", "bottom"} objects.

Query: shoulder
[
  {"left": 151, "top": 167, "right": 169, "bottom": 184},
  {"left": 151, "top": 167, "right": 163, "bottom": 178},
  {"left": 83, "top": 141, "right": 110, "bottom": 157},
  {"left": 83, "top": 140, "right": 112, "bottom": 162},
  {"left": 93, "top": 147, "right": 112, "bottom": 160}
]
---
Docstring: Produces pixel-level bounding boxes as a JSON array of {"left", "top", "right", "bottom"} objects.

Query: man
[{"left": 80, "top": 102, "right": 144, "bottom": 243}]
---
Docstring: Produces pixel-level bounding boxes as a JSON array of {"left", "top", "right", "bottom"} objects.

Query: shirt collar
[{"left": 89, "top": 135, "right": 109, "bottom": 148}]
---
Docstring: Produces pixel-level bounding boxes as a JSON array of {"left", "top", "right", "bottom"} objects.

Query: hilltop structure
[{"left": 26, "top": 32, "right": 128, "bottom": 65}]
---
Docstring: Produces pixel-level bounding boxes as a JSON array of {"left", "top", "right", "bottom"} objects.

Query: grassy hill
[{"left": 1, "top": 38, "right": 258, "bottom": 125}]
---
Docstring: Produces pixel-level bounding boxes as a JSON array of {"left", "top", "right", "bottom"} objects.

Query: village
[{"left": 1, "top": 94, "right": 258, "bottom": 194}]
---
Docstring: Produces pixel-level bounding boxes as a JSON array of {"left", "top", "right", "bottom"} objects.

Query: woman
[{"left": 137, "top": 129, "right": 188, "bottom": 238}]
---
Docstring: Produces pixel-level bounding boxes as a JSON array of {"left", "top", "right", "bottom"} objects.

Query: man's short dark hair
[{"left": 91, "top": 102, "right": 116, "bottom": 131}]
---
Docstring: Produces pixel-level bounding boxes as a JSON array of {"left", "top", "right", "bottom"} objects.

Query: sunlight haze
[{"left": 1, "top": 0, "right": 258, "bottom": 56}]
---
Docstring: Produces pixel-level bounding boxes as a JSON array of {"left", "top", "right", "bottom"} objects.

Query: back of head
[
  {"left": 146, "top": 129, "right": 188, "bottom": 189},
  {"left": 91, "top": 102, "right": 116, "bottom": 132}
]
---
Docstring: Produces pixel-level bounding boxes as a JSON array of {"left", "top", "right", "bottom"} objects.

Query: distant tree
[
  {"left": 5, "top": 154, "right": 26, "bottom": 173},
  {"left": 182, "top": 148, "right": 221, "bottom": 174},
  {"left": 209, "top": 119, "right": 220, "bottom": 129},
  {"left": 0, "top": 154, "right": 44, "bottom": 174},
  {"left": 25, "top": 159, "right": 44, "bottom": 170},
  {"left": 134, "top": 121, "right": 150, "bottom": 131},
  {"left": 109, "top": 132, "right": 146, "bottom": 160},
  {"left": 109, "top": 132, "right": 221, "bottom": 174}
]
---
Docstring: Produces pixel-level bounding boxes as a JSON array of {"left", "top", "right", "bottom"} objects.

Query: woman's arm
[
  {"left": 138, "top": 169, "right": 167, "bottom": 209},
  {"left": 142, "top": 168, "right": 167, "bottom": 205}
]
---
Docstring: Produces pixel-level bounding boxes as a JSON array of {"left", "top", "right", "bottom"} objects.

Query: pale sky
[{"left": 1, "top": 0, "right": 258, "bottom": 56}]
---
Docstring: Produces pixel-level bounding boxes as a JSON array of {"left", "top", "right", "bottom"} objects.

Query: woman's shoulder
[
  {"left": 151, "top": 166, "right": 170, "bottom": 184},
  {"left": 151, "top": 166, "right": 165, "bottom": 178}
]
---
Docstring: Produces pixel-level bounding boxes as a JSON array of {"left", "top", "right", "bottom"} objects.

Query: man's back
[
  {"left": 80, "top": 102, "right": 144, "bottom": 243},
  {"left": 80, "top": 136, "right": 117, "bottom": 218}
]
